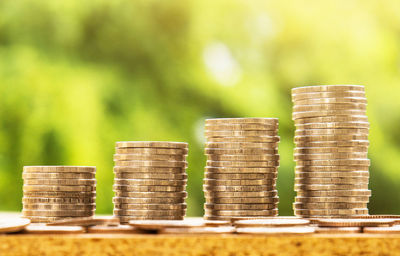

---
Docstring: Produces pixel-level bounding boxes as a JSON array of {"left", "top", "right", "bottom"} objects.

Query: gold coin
[
  {"left": 295, "top": 184, "right": 369, "bottom": 191},
  {"left": 22, "top": 172, "right": 95, "bottom": 179},
  {"left": 22, "top": 209, "right": 95, "bottom": 217},
  {"left": 23, "top": 166, "right": 96, "bottom": 173},
  {"left": 204, "top": 185, "right": 275, "bottom": 192},
  {"left": 235, "top": 218, "right": 309, "bottom": 227},
  {"left": 0, "top": 218, "right": 31, "bottom": 233},
  {"left": 46, "top": 216, "right": 119, "bottom": 227},
  {"left": 294, "top": 115, "right": 369, "bottom": 124},
  {"left": 293, "top": 202, "right": 367, "bottom": 209},
  {"left": 204, "top": 203, "right": 276, "bottom": 210},
  {"left": 316, "top": 218, "right": 394, "bottom": 227},
  {"left": 23, "top": 185, "right": 96, "bottom": 192},
  {"left": 114, "top": 204, "right": 187, "bottom": 210},
  {"left": 294, "top": 152, "right": 368, "bottom": 160},
  {"left": 206, "top": 136, "right": 280, "bottom": 143},
  {"left": 114, "top": 166, "right": 186, "bottom": 174},
  {"left": 87, "top": 225, "right": 145, "bottom": 234},
  {"left": 293, "top": 110, "right": 366, "bottom": 120},
  {"left": 295, "top": 197, "right": 370, "bottom": 203},
  {"left": 295, "top": 140, "right": 369, "bottom": 148},
  {"left": 295, "top": 122, "right": 369, "bottom": 129},
  {"left": 204, "top": 178, "right": 276, "bottom": 186},
  {"left": 205, "top": 123, "right": 278, "bottom": 131},
  {"left": 205, "top": 118, "right": 278, "bottom": 126},
  {"left": 203, "top": 190, "right": 278, "bottom": 198},
  {"left": 114, "top": 179, "right": 187, "bottom": 186},
  {"left": 114, "top": 160, "right": 187, "bottom": 168},
  {"left": 293, "top": 103, "right": 367, "bottom": 112},
  {"left": 205, "top": 172, "right": 277, "bottom": 180},
  {"left": 204, "top": 209, "right": 278, "bottom": 216},
  {"left": 205, "top": 167, "right": 278, "bottom": 174},
  {"left": 25, "top": 216, "right": 66, "bottom": 223},
  {"left": 294, "top": 97, "right": 367, "bottom": 105},
  {"left": 23, "top": 179, "right": 96, "bottom": 186},
  {"left": 295, "top": 159, "right": 370, "bottom": 166},
  {"left": 207, "top": 154, "right": 279, "bottom": 161},
  {"left": 205, "top": 148, "right": 278, "bottom": 155},
  {"left": 295, "top": 128, "right": 368, "bottom": 136},
  {"left": 315, "top": 227, "right": 361, "bottom": 233},
  {"left": 296, "top": 190, "right": 371, "bottom": 197},
  {"left": 205, "top": 130, "right": 278, "bottom": 137},
  {"left": 23, "top": 191, "right": 96, "bottom": 198},
  {"left": 295, "top": 134, "right": 369, "bottom": 142},
  {"left": 205, "top": 197, "right": 279, "bottom": 204},
  {"left": 113, "top": 209, "right": 186, "bottom": 216},
  {"left": 363, "top": 226, "right": 400, "bottom": 234},
  {"left": 207, "top": 160, "right": 279, "bottom": 168},
  {"left": 159, "top": 226, "right": 236, "bottom": 234},
  {"left": 205, "top": 142, "right": 278, "bottom": 149},
  {"left": 23, "top": 204, "right": 96, "bottom": 210},
  {"left": 23, "top": 197, "right": 95, "bottom": 204},
  {"left": 295, "top": 171, "right": 369, "bottom": 178},
  {"left": 294, "top": 208, "right": 369, "bottom": 216},
  {"left": 113, "top": 191, "right": 187, "bottom": 198},
  {"left": 295, "top": 165, "right": 369, "bottom": 172},
  {"left": 292, "top": 85, "right": 365, "bottom": 94},
  {"left": 236, "top": 226, "right": 316, "bottom": 234},
  {"left": 118, "top": 216, "right": 183, "bottom": 223},
  {"left": 113, "top": 197, "right": 186, "bottom": 204},
  {"left": 113, "top": 185, "right": 186, "bottom": 192},
  {"left": 115, "top": 141, "right": 188, "bottom": 149},
  {"left": 292, "top": 91, "right": 366, "bottom": 101},
  {"left": 295, "top": 146, "right": 368, "bottom": 154},
  {"left": 114, "top": 172, "right": 187, "bottom": 180},
  {"left": 113, "top": 154, "right": 186, "bottom": 161},
  {"left": 129, "top": 219, "right": 205, "bottom": 230},
  {"left": 23, "top": 225, "right": 85, "bottom": 234},
  {"left": 295, "top": 177, "right": 369, "bottom": 184},
  {"left": 115, "top": 147, "right": 188, "bottom": 155}
]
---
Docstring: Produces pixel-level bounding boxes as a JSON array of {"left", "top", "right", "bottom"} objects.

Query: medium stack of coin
[
  {"left": 203, "top": 118, "right": 280, "bottom": 220},
  {"left": 22, "top": 166, "right": 96, "bottom": 223},
  {"left": 113, "top": 141, "right": 188, "bottom": 224},
  {"left": 292, "top": 85, "right": 370, "bottom": 218}
]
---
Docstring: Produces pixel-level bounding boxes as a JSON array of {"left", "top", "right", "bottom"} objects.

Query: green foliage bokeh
[{"left": 0, "top": 0, "right": 399, "bottom": 216}]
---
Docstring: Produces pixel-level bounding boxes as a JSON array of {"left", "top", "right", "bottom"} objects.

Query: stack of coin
[
  {"left": 292, "top": 85, "right": 370, "bottom": 218},
  {"left": 203, "top": 118, "right": 280, "bottom": 220},
  {"left": 22, "top": 166, "right": 96, "bottom": 223},
  {"left": 113, "top": 141, "right": 188, "bottom": 224}
]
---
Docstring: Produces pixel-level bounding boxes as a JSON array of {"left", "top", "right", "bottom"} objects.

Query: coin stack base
[
  {"left": 292, "top": 85, "right": 370, "bottom": 218},
  {"left": 22, "top": 166, "right": 97, "bottom": 223},
  {"left": 113, "top": 141, "right": 188, "bottom": 224}
]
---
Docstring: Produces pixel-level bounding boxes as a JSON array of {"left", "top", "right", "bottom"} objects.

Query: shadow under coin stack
[
  {"left": 292, "top": 85, "right": 370, "bottom": 218},
  {"left": 203, "top": 118, "right": 280, "bottom": 220},
  {"left": 22, "top": 166, "right": 96, "bottom": 223},
  {"left": 113, "top": 141, "right": 188, "bottom": 224}
]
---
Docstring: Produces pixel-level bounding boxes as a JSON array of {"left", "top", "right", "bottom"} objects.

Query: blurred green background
[{"left": 0, "top": 0, "right": 399, "bottom": 216}]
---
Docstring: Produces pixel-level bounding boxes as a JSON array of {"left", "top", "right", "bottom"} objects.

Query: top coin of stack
[
  {"left": 291, "top": 85, "right": 370, "bottom": 218},
  {"left": 203, "top": 118, "right": 280, "bottom": 221},
  {"left": 22, "top": 166, "right": 97, "bottom": 223},
  {"left": 113, "top": 141, "right": 188, "bottom": 224}
]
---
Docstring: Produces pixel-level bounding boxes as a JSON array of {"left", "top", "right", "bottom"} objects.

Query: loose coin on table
[{"left": 0, "top": 218, "right": 31, "bottom": 233}]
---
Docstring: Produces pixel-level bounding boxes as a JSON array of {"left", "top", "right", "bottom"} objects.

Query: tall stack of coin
[
  {"left": 113, "top": 141, "right": 188, "bottom": 224},
  {"left": 203, "top": 118, "right": 280, "bottom": 220},
  {"left": 22, "top": 166, "right": 96, "bottom": 223},
  {"left": 292, "top": 85, "right": 370, "bottom": 218}
]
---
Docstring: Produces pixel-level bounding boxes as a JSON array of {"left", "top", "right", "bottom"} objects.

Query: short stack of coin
[
  {"left": 22, "top": 166, "right": 96, "bottom": 223},
  {"left": 203, "top": 118, "right": 280, "bottom": 220},
  {"left": 292, "top": 85, "right": 370, "bottom": 218},
  {"left": 113, "top": 141, "right": 188, "bottom": 224}
]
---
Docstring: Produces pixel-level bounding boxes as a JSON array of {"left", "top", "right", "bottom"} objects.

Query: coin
[
  {"left": 295, "top": 122, "right": 369, "bottom": 129},
  {"left": 295, "top": 197, "right": 370, "bottom": 203},
  {"left": 22, "top": 172, "right": 96, "bottom": 179},
  {"left": 295, "top": 166, "right": 370, "bottom": 172},
  {"left": 23, "top": 203, "right": 96, "bottom": 210},
  {"left": 204, "top": 179, "right": 276, "bottom": 186},
  {"left": 206, "top": 154, "right": 280, "bottom": 161},
  {"left": 23, "top": 166, "right": 96, "bottom": 173},
  {"left": 295, "top": 184, "right": 369, "bottom": 191},
  {"left": 205, "top": 118, "right": 279, "bottom": 125},
  {"left": 205, "top": 167, "right": 278, "bottom": 174},
  {"left": 24, "top": 216, "right": 65, "bottom": 223},
  {"left": 46, "top": 216, "right": 119, "bottom": 227},
  {"left": 206, "top": 136, "right": 280, "bottom": 143},
  {"left": 114, "top": 172, "right": 187, "bottom": 180},
  {"left": 295, "top": 128, "right": 369, "bottom": 136},
  {"left": 159, "top": 226, "right": 236, "bottom": 234},
  {"left": 114, "top": 166, "right": 185, "bottom": 174},
  {"left": 114, "top": 179, "right": 186, "bottom": 186},
  {"left": 203, "top": 185, "right": 275, "bottom": 192},
  {"left": 0, "top": 218, "right": 31, "bottom": 233},
  {"left": 293, "top": 103, "right": 367, "bottom": 112},
  {"left": 204, "top": 203, "right": 276, "bottom": 210},
  {"left": 113, "top": 185, "right": 186, "bottom": 192},
  {"left": 88, "top": 225, "right": 144, "bottom": 234},
  {"left": 296, "top": 159, "right": 370, "bottom": 167},
  {"left": 294, "top": 152, "right": 368, "bottom": 160},
  {"left": 363, "top": 226, "right": 400, "bottom": 234},
  {"left": 205, "top": 130, "right": 278, "bottom": 137},
  {"left": 115, "top": 141, "right": 188, "bottom": 149},
  {"left": 113, "top": 209, "right": 186, "bottom": 216},
  {"left": 23, "top": 191, "right": 96, "bottom": 198},
  {"left": 114, "top": 191, "right": 188, "bottom": 198},
  {"left": 118, "top": 216, "right": 184, "bottom": 223},
  {"left": 236, "top": 226, "right": 315, "bottom": 234},
  {"left": 204, "top": 209, "right": 278, "bottom": 216},
  {"left": 22, "top": 197, "right": 96, "bottom": 204},
  {"left": 295, "top": 171, "right": 369, "bottom": 178},
  {"left": 295, "top": 135, "right": 369, "bottom": 142},
  {"left": 295, "top": 140, "right": 369, "bottom": 148},
  {"left": 23, "top": 185, "right": 96, "bottom": 192},
  {"left": 292, "top": 85, "right": 365, "bottom": 94},
  {"left": 115, "top": 147, "right": 188, "bottom": 155},
  {"left": 113, "top": 154, "right": 186, "bottom": 161},
  {"left": 295, "top": 177, "right": 369, "bottom": 184},
  {"left": 114, "top": 160, "right": 187, "bottom": 168},
  {"left": 293, "top": 110, "right": 366, "bottom": 120},
  {"left": 113, "top": 197, "right": 186, "bottom": 204},
  {"left": 129, "top": 219, "right": 205, "bottom": 230},
  {"left": 292, "top": 91, "right": 366, "bottom": 101},
  {"left": 234, "top": 218, "right": 310, "bottom": 227},
  {"left": 295, "top": 146, "right": 368, "bottom": 154},
  {"left": 294, "top": 115, "right": 369, "bottom": 124},
  {"left": 296, "top": 190, "right": 371, "bottom": 197},
  {"left": 204, "top": 190, "right": 278, "bottom": 198},
  {"left": 205, "top": 123, "right": 278, "bottom": 131},
  {"left": 315, "top": 227, "right": 361, "bottom": 233},
  {"left": 205, "top": 148, "right": 278, "bottom": 155},
  {"left": 295, "top": 97, "right": 367, "bottom": 105},
  {"left": 316, "top": 218, "right": 395, "bottom": 227},
  {"left": 205, "top": 197, "right": 279, "bottom": 204},
  {"left": 205, "top": 172, "right": 277, "bottom": 180},
  {"left": 206, "top": 142, "right": 278, "bottom": 149},
  {"left": 22, "top": 209, "right": 95, "bottom": 217},
  {"left": 294, "top": 208, "right": 369, "bottom": 215},
  {"left": 23, "top": 179, "right": 96, "bottom": 186},
  {"left": 23, "top": 224, "right": 85, "bottom": 234},
  {"left": 206, "top": 160, "right": 279, "bottom": 168},
  {"left": 293, "top": 202, "right": 367, "bottom": 209},
  {"left": 114, "top": 203, "right": 187, "bottom": 210}
]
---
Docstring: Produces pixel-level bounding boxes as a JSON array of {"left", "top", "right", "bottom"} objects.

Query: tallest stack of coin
[
  {"left": 203, "top": 118, "right": 280, "bottom": 220},
  {"left": 22, "top": 166, "right": 96, "bottom": 223},
  {"left": 292, "top": 85, "right": 370, "bottom": 218},
  {"left": 113, "top": 141, "right": 188, "bottom": 224}
]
